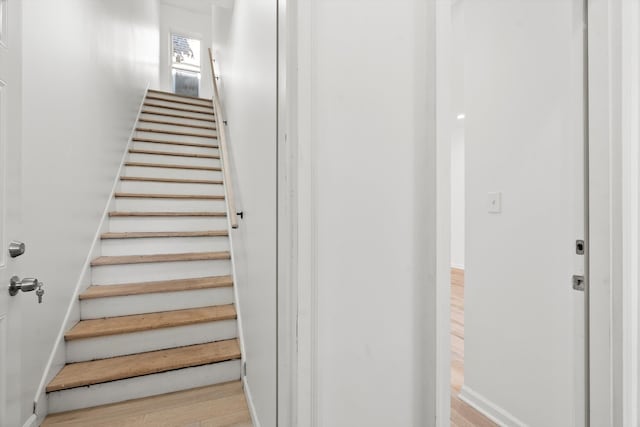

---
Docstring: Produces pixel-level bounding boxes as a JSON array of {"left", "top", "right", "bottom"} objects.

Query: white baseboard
[
  {"left": 458, "top": 385, "right": 526, "bottom": 427},
  {"left": 451, "top": 263, "right": 465, "bottom": 270},
  {"left": 243, "top": 378, "right": 261, "bottom": 427},
  {"left": 21, "top": 414, "right": 36, "bottom": 427}
]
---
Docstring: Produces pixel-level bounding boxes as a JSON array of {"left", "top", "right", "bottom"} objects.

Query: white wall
[
  {"left": 450, "top": 127, "right": 465, "bottom": 270},
  {"left": 211, "top": 1, "right": 278, "bottom": 426},
  {"left": 21, "top": 0, "right": 159, "bottom": 422},
  {"left": 462, "top": 1, "right": 585, "bottom": 425},
  {"left": 295, "top": 0, "right": 437, "bottom": 425},
  {"left": 450, "top": 1, "right": 465, "bottom": 270},
  {"left": 158, "top": 2, "right": 213, "bottom": 99}
]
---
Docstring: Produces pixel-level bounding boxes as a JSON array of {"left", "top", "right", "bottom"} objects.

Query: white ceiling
[{"left": 160, "top": 0, "right": 232, "bottom": 14}]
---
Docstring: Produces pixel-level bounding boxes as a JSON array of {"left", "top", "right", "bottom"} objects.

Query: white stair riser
[
  {"left": 147, "top": 93, "right": 212, "bottom": 107},
  {"left": 136, "top": 122, "right": 217, "bottom": 137},
  {"left": 119, "top": 180, "right": 224, "bottom": 196},
  {"left": 140, "top": 112, "right": 216, "bottom": 128},
  {"left": 47, "top": 359, "right": 241, "bottom": 413},
  {"left": 80, "top": 287, "right": 235, "bottom": 319},
  {"left": 92, "top": 259, "right": 232, "bottom": 285},
  {"left": 66, "top": 320, "right": 237, "bottom": 362},
  {"left": 128, "top": 153, "right": 221, "bottom": 168},
  {"left": 124, "top": 165, "right": 223, "bottom": 181},
  {"left": 115, "top": 198, "right": 226, "bottom": 212},
  {"left": 142, "top": 105, "right": 213, "bottom": 121},
  {"left": 134, "top": 131, "right": 216, "bottom": 145},
  {"left": 101, "top": 236, "right": 229, "bottom": 256},
  {"left": 132, "top": 141, "right": 219, "bottom": 156},
  {"left": 108, "top": 216, "right": 228, "bottom": 232},
  {"left": 145, "top": 99, "right": 213, "bottom": 113}
]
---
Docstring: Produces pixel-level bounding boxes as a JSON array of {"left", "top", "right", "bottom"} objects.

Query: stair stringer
[{"left": 31, "top": 84, "right": 150, "bottom": 426}]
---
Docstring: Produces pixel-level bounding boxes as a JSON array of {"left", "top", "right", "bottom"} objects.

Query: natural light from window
[{"left": 171, "top": 34, "right": 201, "bottom": 97}]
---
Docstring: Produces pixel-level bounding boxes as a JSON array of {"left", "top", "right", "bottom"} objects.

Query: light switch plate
[{"left": 488, "top": 192, "right": 502, "bottom": 213}]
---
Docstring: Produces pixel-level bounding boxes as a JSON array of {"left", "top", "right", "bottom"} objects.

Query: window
[{"left": 171, "top": 34, "right": 201, "bottom": 97}]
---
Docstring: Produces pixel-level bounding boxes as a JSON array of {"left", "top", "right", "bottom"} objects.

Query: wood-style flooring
[
  {"left": 450, "top": 268, "right": 497, "bottom": 427},
  {"left": 42, "top": 380, "right": 252, "bottom": 427}
]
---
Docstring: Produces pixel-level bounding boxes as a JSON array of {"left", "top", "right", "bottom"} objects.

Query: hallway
[{"left": 0, "top": 0, "right": 632, "bottom": 425}]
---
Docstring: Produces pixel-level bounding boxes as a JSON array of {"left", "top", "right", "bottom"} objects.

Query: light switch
[{"left": 488, "top": 192, "right": 502, "bottom": 213}]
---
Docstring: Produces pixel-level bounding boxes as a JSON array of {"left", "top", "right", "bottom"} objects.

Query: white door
[
  {"left": 460, "top": 1, "right": 586, "bottom": 426},
  {"left": 0, "top": 0, "right": 22, "bottom": 426}
]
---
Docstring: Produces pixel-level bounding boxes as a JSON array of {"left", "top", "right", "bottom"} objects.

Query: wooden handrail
[{"left": 208, "top": 48, "right": 238, "bottom": 229}]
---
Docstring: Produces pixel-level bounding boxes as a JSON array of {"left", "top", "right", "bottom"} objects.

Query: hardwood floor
[
  {"left": 42, "top": 380, "right": 252, "bottom": 427},
  {"left": 450, "top": 268, "right": 497, "bottom": 427}
]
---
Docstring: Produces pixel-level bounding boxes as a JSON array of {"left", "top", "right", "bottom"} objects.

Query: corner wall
[{"left": 21, "top": 0, "right": 159, "bottom": 422}]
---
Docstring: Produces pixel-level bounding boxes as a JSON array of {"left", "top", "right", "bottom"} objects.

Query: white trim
[
  {"left": 293, "top": 0, "right": 318, "bottom": 424},
  {"left": 450, "top": 263, "right": 465, "bottom": 270},
  {"left": 243, "top": 378, "right": 261, "bottom": 427},
  {"left": 435, "top": 1, "right": 452, "bottom": 425},
  {"left": 31, "top": 83, "right": 149, "bottom": 421},
  {"left": 621, "top": 0, "right": 640, "bottom": 424},
  {"left": 459, "top": 386, "right": 527, "bottom": 427},
  {"left": 0, "top": 81, "right": 6, "bottom": 271},
  {"left": 587, "top": 2, "right": 623, "bottom": 425},
  {"left": 21, "top": 414, "right": 36, "bottom": 427},
  {"left": 276, "top": 0, "right": 297, "bottom": 424}
]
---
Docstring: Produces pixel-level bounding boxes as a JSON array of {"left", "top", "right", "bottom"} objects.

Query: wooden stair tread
[
  {"left": 125, "top": 162, "right": 221, "bottom": 171},
  {"left": 120, "top": 176, "right": 223, "bottom": 185},
  {"left": 109, "top": 211, "right": 226, "bottom": 217},
  {"left": 41, "top": 381, "right": 251, "bottom": 426},
  {"left": 65, "top": 305, "right": 237, "bottom": 341},
  {"left": 144, "top": 103, "right": 214, "bottom": 115},
  {"left": 140, "top": 111, "right": 216, "bottom": 123},
  {"left": 147, "top": 89, "right": 212, "bottom": 102},
  {"left": 129, "top": 148, "right": 220, "bottom": 159},
  {"left": 80, "top": 276, "right": 234, "bottom": 300},
  {"left": 132, "top": 137, "right": 218, "bottom": 149},
  {"left": 138, "top": 118, "right": 216, "bottom": 131},
  {"left": 101, "top": 230, "right": 228, "bottom": 239},
  {"left": 46, "top": 339, "right": 240, "bottom": 392},
  {"left": 114, "top": 192, "right": 225, "bottom": 200},
  {"left": 145, "top": 95, "right": 212, "bottom": 108},
  {"left": 136, "top": 128, "right": 218, "bottom": 139},
  {"left": 90, "top": 251, "right": 230, "bottom": 266}
]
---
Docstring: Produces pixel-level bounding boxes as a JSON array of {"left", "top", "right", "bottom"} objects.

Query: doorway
[{"left": 445, "top": 0, "right": 588, "bottom": 425}]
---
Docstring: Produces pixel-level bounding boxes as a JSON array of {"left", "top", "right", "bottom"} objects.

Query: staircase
[{"left": 43, "top": 90, "right": 244, "bottom": 419}]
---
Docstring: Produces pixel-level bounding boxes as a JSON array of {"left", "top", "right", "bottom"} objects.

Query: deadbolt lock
[{"left": 8, "top": 241, "right": 25, "bottom": 258}]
